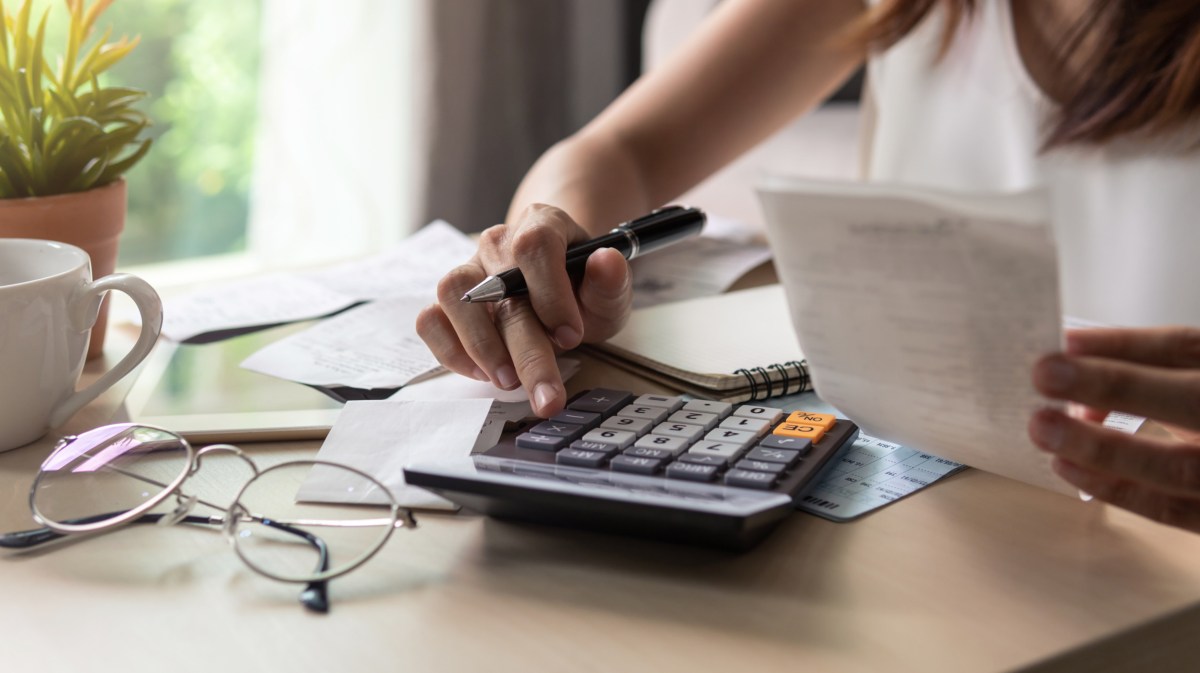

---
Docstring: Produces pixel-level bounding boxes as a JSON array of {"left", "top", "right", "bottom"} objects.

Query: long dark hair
[{"left": 859, "top": 0, "right": 1200, "bottom": 148}]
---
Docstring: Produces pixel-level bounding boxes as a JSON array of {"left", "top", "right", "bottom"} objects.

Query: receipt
[{"left": 759, "top": 178, "right": 1074, "bottom": 496}]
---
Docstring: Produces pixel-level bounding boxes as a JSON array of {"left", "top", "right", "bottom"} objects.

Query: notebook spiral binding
[{"left": 734, "top": 360, "right": 809, "bottom": 401}]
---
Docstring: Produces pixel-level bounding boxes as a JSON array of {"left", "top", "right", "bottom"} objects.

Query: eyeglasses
[{"left": 0, "top": 423, "right": 416, "bottom": 614}]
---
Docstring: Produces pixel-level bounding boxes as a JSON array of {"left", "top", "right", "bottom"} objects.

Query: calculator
[{"left": 403, "top": 388, "right": 860, "bottom": 549}]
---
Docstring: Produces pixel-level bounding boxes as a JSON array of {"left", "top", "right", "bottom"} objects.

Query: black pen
[{"left": 460, "top": 205, "right": 707, "bottom": 303}]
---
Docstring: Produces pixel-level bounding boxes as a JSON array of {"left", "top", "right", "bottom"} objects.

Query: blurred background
[{"left": 37, "top": 0, "right": 858, "bottom": 282}]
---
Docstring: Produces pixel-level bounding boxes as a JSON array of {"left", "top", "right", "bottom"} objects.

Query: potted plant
[{"left": 0, "top": 0, "right": 151, "bottom": 358}]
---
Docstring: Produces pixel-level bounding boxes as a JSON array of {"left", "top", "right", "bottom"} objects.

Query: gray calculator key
[
  {"left": 676, "top": 453, "right": 728, "bottom": 468},
  {"left": 600, "top": 415, "right": 657, "bottom": 436},
  {"left": 567, "top": 389, "right": 634, "bottom": 415},
  {"left": 744, "top": 446, "right": 801, "bottom": 466},
  {"left": 667, "top": 410, "right": 718, "bottom": 431},
  {"left": 551, "top": 409, "right": 602, "bottom": 430},
  {"left": 610, "top": 455, "right": 664, "bottom": 475},
  {"left": 703, "top": 428, "right": 758, "bottom": 449},
  {"left": 633, "top": 434, "right": 689, "bottom": 456},
  {"left": 623, "top": 446, "right": 674, "bottom": 461},
  {"left": 569, "top": 440, "right": 619, "bottom": 456},
  {"left": 718, "top": 416, "right": 771, "bottom": 436},
  {"left": 582, "top": 428, "right": 637, "bottom": 450},
  {"left": 666, "top": 461, "right": 720, "bottom": 482},
  {"left": 731, "top": 405, "right": 784, "bottom": 424},
  {"left": 688, "top": 441, "right": 744, "bottom": 460},
  {"left": 682, "top": 399, "right": 733, "bottom": 419},
  {"left": 617, "top": 404, "right": 670, "bottom": 424},
  {"left": 515, "top": 433, "right": 569, "bottom": 451},
  {"left": 652, "top": 422, "right": 705, "bottom": 443},
  {"left": 556, "top": 448, "right": 611, "bottom": 468},
  {"left": 734, "top": 459, "right": 787, "bottom": 475},
  {"left": 600, "top": 415, "right": 654, "bottom": 436},
  {"left": 633, "top": 394, "right": 685, "bottom": 411},
  {"left": 724, "top": 468, "right": 778, "bottom": 489},
  {"left": 758, "top": 435, "right": 813, "bottom": 455},
  {"left": 528, "top": 421, "right": 585, "bottom": 440}
]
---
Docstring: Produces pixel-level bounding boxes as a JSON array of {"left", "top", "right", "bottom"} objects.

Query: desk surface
[{"left": 3, "top": 333, "right": 1200, "bottom": 673}]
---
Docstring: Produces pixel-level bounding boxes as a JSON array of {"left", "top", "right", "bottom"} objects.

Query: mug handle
[{"left": 48, "top": 273, "right": 163, "bottom": 428}]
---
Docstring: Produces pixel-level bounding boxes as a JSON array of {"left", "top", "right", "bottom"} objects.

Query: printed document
[{"left": 758, "top": 178, "right": 1073, "bottom": 496}]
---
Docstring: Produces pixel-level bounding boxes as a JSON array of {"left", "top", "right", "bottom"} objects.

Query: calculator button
[
  {"left": 623, "top": 446, "right": 674, "bottom": 461},
  {"left": 632, "top": 394, "right": 685, "bottom": 412},
  {"left": 633, "top": 434, "right": 689, "bottom": 456},
  {"left": 666, "top": 461, "right": 720, "bottom": 482},
  {"left": 731, "top": 405, "right": 784, "bottom": 424},
  {"left": 703, "top": 428, "right": 758, "bottom": 449},
  {"left": 617, "top": 404, "right": 669, "bottom": 424},
  {"left": 676, "top": 453, "right": 729, "bottom": 468},
  {"left": 687, "top": 441, "right": 744, "bottom": 460},
  {"left": 667, "top": 410, "right": 718, "bottom": 431},
  {"left": 567, "top": 389, "right": 634, "bottom": 415},
  {"left": 581, "top": 428, "right": 637, "bottom": 450},
  {"left": 785, "top": 411, "right": 836, "bottom": 429},
  {"left": 652, "top": 422, "right": 705, "bottom": 443},
  {"left": 551, "top": 409, "right": 602, "bottom": 430},
  {"left": 773, "top": 423, "right": 825, "bottom": 442},
  {"left": 610, "top": 455, "right": 665, "bottom": 475},
  {"left": 744, "top": 446, "right": 801, "bottom": 466},
  {"left": 733, "top": 459, "right": 788, "bottom": 475},
  {"left": 569, "top": 440, "right": 619, "bottom": 456},
  {"left": 682, "top": 400, "right": 733, "bottom": 419},
  {"left": 515, "top": 433, "right": 569, "bottom": 451},
  {"left": 556, "top": 448, "right": 611, "bottom": 468},
  {"left": 600, "top": 415, "right": 654, "bottom": 436},
  {"left": 758, "top": 435, "right": 812, "bottom": 455},
  {"left": 724, "top": 469, "right": 778, "bottom": 489},
  {"left": 718, "top": 416, "right": 770, "bottom": 436},
  {"left": 528, "top": 421, "right": 584, "bottom": 441}
]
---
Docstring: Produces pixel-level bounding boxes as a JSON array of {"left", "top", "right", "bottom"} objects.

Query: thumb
[{"left": 578, "top": 247, "right": 632, "bottom": 343}]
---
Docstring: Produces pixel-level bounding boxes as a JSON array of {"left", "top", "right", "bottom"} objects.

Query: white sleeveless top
[{"left": 864, "top": 0, "right": 1200, "bottom": 327}]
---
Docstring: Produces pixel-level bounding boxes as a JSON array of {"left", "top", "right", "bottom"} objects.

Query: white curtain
[{"left": 247, "top": 0, "right": 429, "bottom": 268}]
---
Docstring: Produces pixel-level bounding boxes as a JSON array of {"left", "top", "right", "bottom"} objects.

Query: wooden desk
[{"left": 2, "top": 335, "right": 1200, "bottom": 673}]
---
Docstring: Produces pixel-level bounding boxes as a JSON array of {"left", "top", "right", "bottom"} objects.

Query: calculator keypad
[{"left": 511, "top": 389, "right": 844, "bottom": 491}]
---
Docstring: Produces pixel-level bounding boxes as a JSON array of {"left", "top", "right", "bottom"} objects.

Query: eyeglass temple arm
[{"left": 0, "top": 512, "right": 331, "bottom": 615}]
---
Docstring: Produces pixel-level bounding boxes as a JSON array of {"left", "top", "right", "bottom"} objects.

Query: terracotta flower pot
[{"left": 0, "top": 180, "right": 127, "bottom": 360}]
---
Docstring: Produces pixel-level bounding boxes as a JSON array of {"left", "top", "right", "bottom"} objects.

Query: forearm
[{"left": 506, "top": 130, "right": 657, "bottom": 236}]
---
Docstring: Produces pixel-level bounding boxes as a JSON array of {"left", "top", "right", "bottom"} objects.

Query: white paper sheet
[
  {"left": 630, "top": 215, "right": 771, "bottom": 308},
  {"left": 759, "top": 178, "right": 1075, "bottom": 496},
  {"left": 390, "top": 357, "right": 582, "bottom": 423},
  {"left": 161, "top": 220, "right": 476, "bottom": 342},
  {"left": 240, "top": 296, "right": 441, "bottom": 389},
  {"left": 297, "top": 398, "right": 494, "bottom": 510}
]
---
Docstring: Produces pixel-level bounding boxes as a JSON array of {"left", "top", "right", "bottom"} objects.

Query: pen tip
[{"left": 460, "top": 293, "right": 471, "bottom": 303}]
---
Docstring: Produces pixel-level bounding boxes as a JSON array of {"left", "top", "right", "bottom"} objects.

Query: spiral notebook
[{"left": 585, "top": 284, "right": 809, "bottom": 403}]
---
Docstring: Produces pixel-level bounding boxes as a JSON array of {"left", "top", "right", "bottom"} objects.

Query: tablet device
[{"left": 121, "top": 324, "right": 343, "bottom": 443}]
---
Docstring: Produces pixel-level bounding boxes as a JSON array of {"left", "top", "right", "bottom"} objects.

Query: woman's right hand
[{"left": 416, "top": 203, "right": 633, "bottom": 418}]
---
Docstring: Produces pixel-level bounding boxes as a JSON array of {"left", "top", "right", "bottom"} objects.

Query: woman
[{"left": 416, "top": 0, "right": 1200, "bottom": 532}]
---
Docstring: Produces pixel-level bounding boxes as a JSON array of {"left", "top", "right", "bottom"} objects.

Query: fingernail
[
  {"left": 1036, "top": 356, "right": 1076, "bottom": 394},
  {"left": 553, "top": 325, "right": 580, "bottom": 350},
  {"left": 533, "top": 383, "right": 558, "bottom": 414},
  {"left": 1030, "top": 409, "right": 1065, "bottom": 451},
  {"left": 471, "top": 366, "right": 490, "bottom": 382},
  {"left": 495, "top": 365, "right": 519, "bottom": 390}
]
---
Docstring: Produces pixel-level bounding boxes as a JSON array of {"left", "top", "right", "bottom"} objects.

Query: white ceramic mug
[{"left": 0, "top": 239, "right": 162, "bottom": 452}]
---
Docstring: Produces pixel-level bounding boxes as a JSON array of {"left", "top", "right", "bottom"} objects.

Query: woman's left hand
[{"left": 1029, "top": 326, "right": 1200, "bottom": 532}]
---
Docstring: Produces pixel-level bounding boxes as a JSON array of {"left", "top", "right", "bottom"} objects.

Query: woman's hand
[
  {"left": 1029, "top": 326, "right": 1200, "bottom": 532},
  {"left": 415, "top": 204, "right": 633, "bottom": 417}
]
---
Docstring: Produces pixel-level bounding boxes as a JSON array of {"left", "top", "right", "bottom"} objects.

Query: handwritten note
[{"left": 759, "top": 178, "right": 1074, "bottom": 496}]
